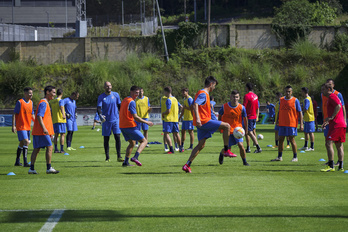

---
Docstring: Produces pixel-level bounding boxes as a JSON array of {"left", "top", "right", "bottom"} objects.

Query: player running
[
  {"left": 271, "top": 85, "right": 303, "bottom": 162},
  {"left": 91, "top": 112, "right": 101, "bottom": 130},
  {"left": 299, "top": 87, "right": 315, "bottom": 151},
  {"left": 50, "top": 89, "right": 66, "bottom": 154},
  {"left": 179, "top": 88, "right": 194, "bottom": 150},
  {"left": 120, "top": 86, "right": 154, "bottom": 167},
  {"left": 135, "top": 87, "right": 152, "bottom": 147},
  {"left": 12, "top": 87, "right": 35, "bottom": 167},
  {"left": 182, "top": 76, "right": 233, "bottom": 173},
  {"left": 218, "top": 90, "right": 249, "bottom": 166},
  {"left": 29, "top": 86, "right": 59, "bottom": 174},
  {"left": 97, "top": 82, "right": 123, "bottom": 162},
  {"left": 63, "top": 91, "right": 79, "bottom": 151}
]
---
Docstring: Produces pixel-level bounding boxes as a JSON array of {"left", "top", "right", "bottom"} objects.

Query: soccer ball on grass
[{"left": 257, "top": 134, "right": 264, "bottom": 140}]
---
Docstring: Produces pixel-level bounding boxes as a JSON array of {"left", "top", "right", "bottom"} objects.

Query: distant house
[{"left": 0, "top": 0, "right": 76, "bottom": 27}]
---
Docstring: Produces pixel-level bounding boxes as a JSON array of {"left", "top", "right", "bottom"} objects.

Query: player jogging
[
  {"left": 135, "top": 87, "right": 152, "bottom": 147},
  {"left": 97, "top": 81, "right": 123, "bottom": 162},
  {"left": 321, "top": 83, "right": 346, "bottom": 172},
  {"left": 63, "top": 91, "right": 79, "bottom": 151},
  {"left": 29, "top": 86, "right": 59, "bottom": 174},
  {"left": 271, "top": 85, "right": 303, "bottom": 162},
  {"left": 50, "top": 89, "right": 66, "bottom": 154},
  {"left": 299, "top": 87, "right": 315, "bottom": 151},
  {"left": 12, "top": 87, "right": 35, "bottom": 167},
  {"left": 179, "top": 88, "right": 194, "bottom": 150},
  {"left": 243, "top": 83, "right": 262, "bottom": 153},
  {"left": 182, "top": 76, "right": 233, "bottom": 173},
  {"left": 91, "top": 112, "right": 101, "bottom": 130},
  {"left": 120, "top": 86, "right": 154, "bottom": 167},
  {"left": 218, "top": 90, "right": 249, "bottom": 166}
]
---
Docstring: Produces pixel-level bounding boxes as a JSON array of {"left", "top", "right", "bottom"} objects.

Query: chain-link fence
[{"left": 0, "top": 24, "right": 74, "bottom": 41}]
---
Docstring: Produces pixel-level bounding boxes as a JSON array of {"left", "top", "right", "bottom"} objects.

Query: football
[
  {"left": 257, "top": 134, "right": 264, "bottom": 140},
  {"left": 233, "top": 127, "right": 245, "bottom": 139}
]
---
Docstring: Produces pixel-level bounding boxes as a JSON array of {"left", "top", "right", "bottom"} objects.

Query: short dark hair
[
  {"left": 164, "top": 86, "right": 172, "bottom": 94},
  {"left": 71, "top": 91, "right": 79, "bottom": 96},
  {"left": 57, "top": 89, "right": 63, "bottom": 96},
  {"left": 231, "top": 90, "right": 239, "bottom": 95},
  {"left": 324, "top": 83, "right": 333, "bottom": 91},
  {"left": 44, "top": 86, "right": 55, "bottom": 95},
  {"left": 182, "top": 88, "right": 189, "bottom": 92},
  {"left": 130, "top": 85, "right": 140, "bottom": 91},
  {"left": 285, "top": 85, "right": 292, "bottom": 90},
  {"left": 210, "top": 96, "right": 215, "bottom": 101},
  {"left": 204, "top": 76, "right": 218, "bottom": 87},
  {"left": 275, "top": 92, "right": 282, "bottom": 97},
  {"left": 301, "top": 87, "right": 308, "bottom": 94},
  {"left": 24, "top": 87, "right": 32, "bottom": 93},
  {"left": 326, "top": 79, "right": 334, "bottom": 84},
  {"left": 139, "top": 87, "right": 143, "bottom": 90},
  {"left": 246, "top": 83, "right": 254, "bottom": 91}
]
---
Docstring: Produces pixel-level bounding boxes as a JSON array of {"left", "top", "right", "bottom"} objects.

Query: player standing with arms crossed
[
  {"left": 299, "top": 87, "right": 315, "bottom": 151},
  {"left": 182, "top": 76, "right": 233, "bottom": 173},
  {"left": 271, "top": 85, "right": 303, "bottom": 162},
  {"left": 97, "top": 82, "right": 123, "bottom": 162},
  {"left": 135, "top": 87, "right": 152, "bottom": 147},
  {"left": 29, "top": 86, "right": 59, "bottom": 174},
  {"left": 243, "top": 83, "right": 262, "bottom": 153},
  {"left": 50, "top": 89, "right": 66, "bottom": 154},
  {"left": 179, "top": 88, "right": 194, "bottom": 150},
  {"left": 120, "top": 86, "right": 154, "bottom": 167},
  {"left": 12, "top": 87, "right": 35, "bottom": 167}
]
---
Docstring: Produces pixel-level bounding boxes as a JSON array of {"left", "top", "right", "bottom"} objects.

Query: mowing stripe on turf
[{"left": 38, "top": 209, "right": 65, "bottom": 232}]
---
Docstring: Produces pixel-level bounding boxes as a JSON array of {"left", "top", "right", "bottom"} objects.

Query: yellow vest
[
  {"left": 275, "top": 100, "right": 280, "bottom": 123},
  {"left": 136, "top": 96, "right": 149, "bottom": 118},
  {"left": 183, "top": 96, "right": 193, "bottom": 121},
  {"left": 50, "top": 97, "right": 66, "bottom": 124},
  {"left": 161, "top": 96, "right": 179, "bottom": 122},
  {"left": 303, "top": 96, "right": 314, "bottom": 122}
]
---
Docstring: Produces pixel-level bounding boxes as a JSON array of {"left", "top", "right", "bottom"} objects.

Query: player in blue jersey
[
  {"left": 97, "top": 81, "right": 123, "bottom": 162},
  {"left": 62, "top": 92, "right": 79, "bottom": 151},
  {"left": 92, "top": 112, "right": 101, "bottom": 130}
]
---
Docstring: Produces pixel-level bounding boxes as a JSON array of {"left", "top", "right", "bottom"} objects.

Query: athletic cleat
[
  {"left": 67, "top": 147, "right": 76, "bottom": 151},
  {"left": 243, "top": 162, "right": 250, "bottom": 166},
  {"left": 186, "top": 147, "right": 193, "bottom": 150},
  {"left": 23, "top": 163, "right": 30, "bottom": 167},
  {"left": 28, "top": 169, "right": 38, "bottom": 174},
  {"left": 60, "top": 150, "right": 65, "bottom": 153},
  {"left": 122, "top": 163, "right": 134, "bottom": 167},
  {"left": 117, "top": 157, "right": 124, "bottom": 162},
  {"left": 105, "top": 159, "right": 111, "bottom": 162},
  {"left": 167, "top": 151, "right": 174, "bottom": 154},
  {"left": 321, "top": 166, "right": 335, "bottom": 172},
  {"left": 338, "top": 168, "right": 345, "bottom": 172},
  {"left": 219, "top": 152, "right": 224, "bottom": 165},
  {"left": 175, "top": 148, "right": 179, "bottom": 152},
  {"left": 286, "top": 145, "right": 291, "bottom": 149},
  {"left": 299, "top": 146, "right": 307, "bottom": 150},
  {"left": 254, "top": 149, "right": 262, "bottom": 153},
  {"left": 179, "top": 148, "right": 184, "bottom": 153},
  {"left": 291, "top": 158, "right": 298, "bottom": 162},
  {"left": 14, "top": 162, "right": 23, "bottom": 166},
  {"left": 131, "top": 157, "right": 142, "bottom": 166},
  {"left": 224, "top": 150, "right": 237, "bottom": 157},
  {"left": 182, "top": 164, "right": 191, "bottom": 173},
  {"left": 272, "top": 145, "right": 278, "bottom": 148},
  {"left": 305, "top": 148, "right": 314, "bottom": 151},
  {"left": 54, "top": 150, "right": 60, "bottom": 153},
  {"left": 164, "top": 148, "right": 169, "bottom": 152},
  {"left": 146, "top": 144, "right": 150, "bottom": 148},
  {"left": 334, "top": 161, "right": 340, "bottom": 166},
  {"left": 46, "top": 167, "right": 59, "bottom": 174},
  {"left": 245, "top": 149, "right": 251, "bottom": 153},
  {"left": 271, "top": 157, "right": 283, "bottom": 161}
]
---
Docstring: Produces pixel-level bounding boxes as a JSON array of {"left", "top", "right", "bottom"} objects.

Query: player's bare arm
[
  {"left": 193, "top": 103, "right": 201, "bottom": 127},
  {"left": 12, "top": 114, "right": 16, "bottom": 133},
  {"left": 133, "top": 114, "right": 154, "bottom": 127},
  {"left": 38, "top": 116, "right": 48, "bottom": 135}
]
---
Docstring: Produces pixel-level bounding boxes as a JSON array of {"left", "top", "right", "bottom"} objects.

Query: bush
[
  {"left": 291, "top": 39, "right": 321, "bottom": 61},
  {"left": 331, "top": 32, "right": 348, "bottom": 52},
  {"left": 312, "top": 1, "right": 337, "bottom": 25}
]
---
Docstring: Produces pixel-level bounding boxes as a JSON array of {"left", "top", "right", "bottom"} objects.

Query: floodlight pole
[
  {"left": 156, "top": 0, "right": 169, "bottom": 62},
  {"left": 194, "top": 0, "right": 197, "bottom": 22},
  {"left": 207, "top": 0, "right": 211, "bottom": 47},
  {"left": 122, "top": 0, "right": 124, "bottom": 25}
]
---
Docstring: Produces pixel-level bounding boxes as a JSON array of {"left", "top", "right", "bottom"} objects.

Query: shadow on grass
[{"left": 2, "top": 209, "right": 348, "bottom": 223}]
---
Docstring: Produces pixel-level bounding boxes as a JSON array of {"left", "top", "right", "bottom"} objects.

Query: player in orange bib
[
  {"left": 28, "top": 86, "right": 59, "bottom": 174},
  {"left": 182, "top": 76, "right": 232, "bottom": 173},
  {"left": 12, "top": 87, "right": 35, "bottom": 167},
  {"left": 119, "top": 86, "right": 154, "bottom": 167},
  {"left": 218, "top": 90, "right": 249, "bottom": 166},
  {"left": 271, "top": 85, "right": 303, "bottom": 162}
]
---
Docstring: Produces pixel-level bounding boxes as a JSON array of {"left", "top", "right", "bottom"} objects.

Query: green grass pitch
[{"left": 0, "top": 124, "right": 347, "bottom": 231}]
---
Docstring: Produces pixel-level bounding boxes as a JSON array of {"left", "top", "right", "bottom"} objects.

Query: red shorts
[{"left": 327, "top": 127, "right": 346, "bottom": 143}]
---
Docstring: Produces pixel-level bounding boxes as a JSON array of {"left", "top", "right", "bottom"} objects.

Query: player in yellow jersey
[
  {"left": 135, "top": 88, "right": 152, "bottom": 147},
  {"left": 299, "top": 87, "right": 315, "bottom": 151},
  {"left": 179, "top": 88, "right": 194, "bottom": 150},
  {"left": 49, "top": 89, "right": 67, "bottom": 154}
]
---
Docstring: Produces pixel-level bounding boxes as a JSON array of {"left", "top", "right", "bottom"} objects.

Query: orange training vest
[
  {"left": 193, "top": 90, "right": 211, "bottom": 126},
  {"left": 15, "top": 99, "right": 33, "bottom": 131},
  {"left": 32, "top": 99, "right": 54, "bottom": 135},
  {"left": 119, "top": 97, "right": 137, "bottom": 128},
  {"left": 279, "top": 97, "right": 298, "bottom": 128},
  {"left": 221, "top": 103, "right": 243, "bottom": 134}
]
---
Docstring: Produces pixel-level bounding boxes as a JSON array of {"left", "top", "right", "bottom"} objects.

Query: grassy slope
[{"left": 0, "top": 125, "right": 347, "bottom": 231}]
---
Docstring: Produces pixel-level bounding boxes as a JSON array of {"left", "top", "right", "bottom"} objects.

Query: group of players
[{"left": 11, "top": 76, "right": 346, "bottom": 174}]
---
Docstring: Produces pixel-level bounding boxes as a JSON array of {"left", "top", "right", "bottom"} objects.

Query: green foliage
[
  {"left": 312, "top": 1, "right": 338, "bottom": 25},
  {"left": 291, "top": 39, "right": 321, "bottom": 61},
  {"left": 331, "top": 32, "right": 348, "bottom": 52}
]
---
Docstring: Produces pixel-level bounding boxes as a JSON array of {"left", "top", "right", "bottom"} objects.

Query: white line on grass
[{"left": 38, "top": 209, "right": 65, "bottom": 232}]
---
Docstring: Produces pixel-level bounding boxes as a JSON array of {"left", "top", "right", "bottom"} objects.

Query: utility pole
[
  {"left": 204, "top": 0, "right": 207, "bottom": 21},
  {"left": 194, "top": 0, "right": 196, "bottom": 22},
  {"left": 122, "top": 0, "right": 124, "bottom": 25},
  {"left": 207, "top": 0, "right": 211, "bottom": 47},
  {"left": 156, "top": 0, "right": 169, "bottom": 61}
]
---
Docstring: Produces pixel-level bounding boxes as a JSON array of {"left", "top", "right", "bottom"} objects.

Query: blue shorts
[
  {"left": 136, "top": 118, "right": 149, "bottom": 131},
  {"left": 102, "top": 121, "right": 121, "bottom": 136},
  {"left": 274, "top": 125, "right": 279, "bottom": 131},
  {"left": 229, "top": 134, "right": 243, "bottom": 147},
  {"left": 33, "top": 135, "right": 52, "bottom": 149},
  {"left": 53, "top": 123, "right": 66, "bottom": 134},
  {"left": 94, "top": 113, "right": 100, "bottom": 121},
  {"left": 279, "top": 126, "right": 297, "bottom": 137},
  {"left": 163, "top": 122, "right": 179, "bottom": 133},
  {"left": 121, "top": 127, "right": 145, "bottom": 142},
  {"left": 304, "top": 121, "right": 315, "bottom": 133},
  {"left": 248, "top": 119, "right": 256, "bottom": 131},
  {"left": 182, "top": 121, "right": 194, "bottom": 130},
  {"left": 66, "top": 119, "right": 78, "bottom": 132},
  {"left": 197, "top": 120, "right": 221, "bottom": 141},
  {"left": 17, "top": 130, "right": 30, "bottom": 141},
  {"left": 324, "top": 124, "right": 329, "bottom": 137}
]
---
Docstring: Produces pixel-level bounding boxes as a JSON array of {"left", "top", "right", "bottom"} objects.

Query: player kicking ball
[
  {"left": 182, "top": 76, "right": 233, "bottom": 173},
  {"left": 119, "top": 86, "right": 154, "bottom": 167},
  {"left": 218, "top": 90, "right": 249, "bottom": 166}
]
